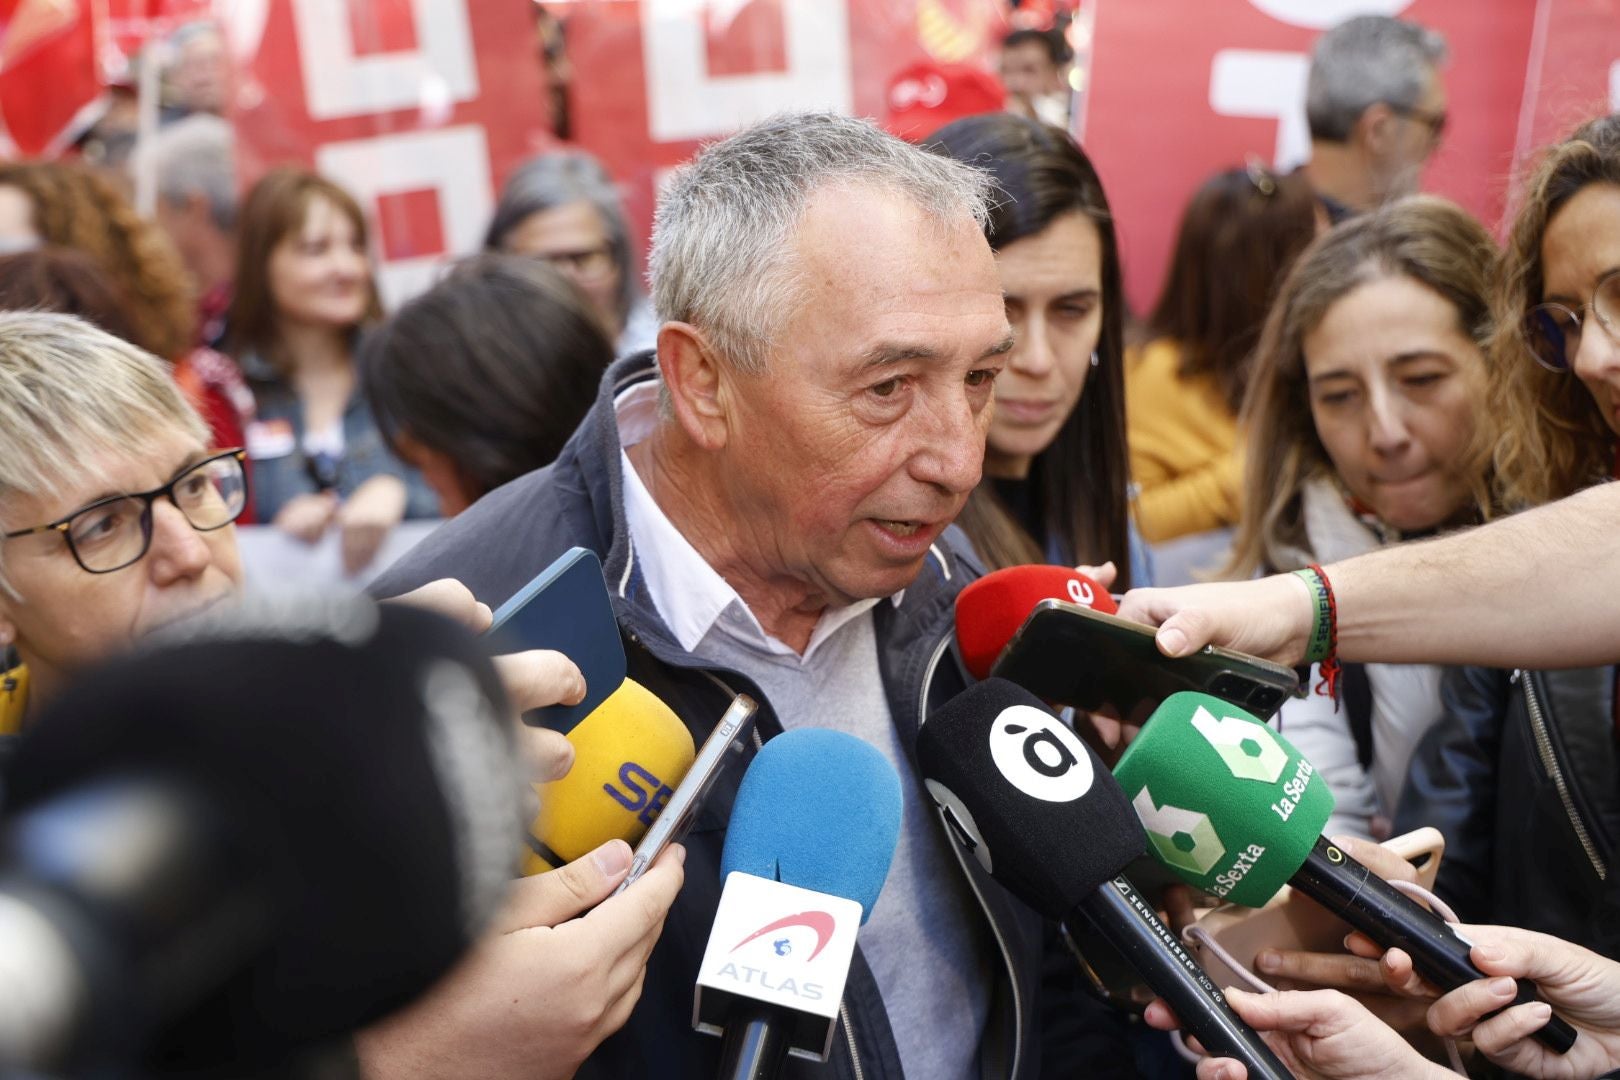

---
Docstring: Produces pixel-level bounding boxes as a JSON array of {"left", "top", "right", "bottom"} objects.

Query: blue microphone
[{"left": 695, "top": 729, "right": 902, "bottom": 1080}]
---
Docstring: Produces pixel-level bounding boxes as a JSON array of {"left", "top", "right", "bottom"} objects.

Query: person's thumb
[
  {"left": 1156, "top": 611, "right": 1210, "bottom": 658},
  {"left": 493, "top": 839, "right": 633, "bottom": 933}
]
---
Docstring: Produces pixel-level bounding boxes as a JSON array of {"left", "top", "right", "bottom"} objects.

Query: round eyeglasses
[
  {"left": 1525, "top": 268, "right": 1620, "bottom": 373},
  {"left": 1, "top": 449, "right": 248, "bottom": 574}
]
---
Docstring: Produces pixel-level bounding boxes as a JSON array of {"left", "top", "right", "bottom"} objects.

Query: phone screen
[
  {"left": 990, "top": 600, "right": 1298, "bottom": 721},
  {"left": 487, "top": 547, "right": 628, "bottom": 733}
]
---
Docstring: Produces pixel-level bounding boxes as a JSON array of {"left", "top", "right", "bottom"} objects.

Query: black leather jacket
[{"left": 1393, "top": 664, "right": 1620, "bottom": 957}]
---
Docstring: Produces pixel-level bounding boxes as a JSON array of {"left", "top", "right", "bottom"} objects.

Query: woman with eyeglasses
[
  {"left": 225, "top": 168, "right": 437, "bottom": 574},
  {"left": 1128, "top": 162, "right": 1319, "bottom": 545},
  {"left": 0, "top": 311, "right": 687, "bottom": 1080},
  {"left": 484, "top": 150, "right": 657, "bottom": 357},
  {"left": 1393, "top": 115, "right": 1620, "bottom": 962},
  {"left": 0, "top": 313, "right": 247, "bottom": 742}
]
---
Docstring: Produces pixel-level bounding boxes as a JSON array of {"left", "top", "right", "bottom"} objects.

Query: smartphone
[
  {"left": 990, "top": 599, "right": 1299, "bottom": 723},
  {"left": 612, "top": 694, "right": 758, "bottom": 895},
  {"left": 487, "top": 547, "right": 627, "bottom": 733}
]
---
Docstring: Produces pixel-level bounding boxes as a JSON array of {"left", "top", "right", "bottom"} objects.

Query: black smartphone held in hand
[
  {"left": 487, "top": 547, "right": 626, "bottom": 734},
  {"left": 990, "top": 599, "right": 1299, "bottom": 724}
]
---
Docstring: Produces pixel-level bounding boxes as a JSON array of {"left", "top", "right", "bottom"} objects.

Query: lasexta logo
[
  {"left": 988, "top": 704, "right": 1094, "bottom": 802},
  {"left": 1132, "top": 786, "right": 1225, "bottom": 875}
]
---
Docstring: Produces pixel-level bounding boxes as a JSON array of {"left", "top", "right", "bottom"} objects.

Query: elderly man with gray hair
[
  {"left": 370, "top": 112, "right": 1118, "bottom": 1078},
  {"left": 1301, "top": 14, "right": 1449, "bottom": 224}
]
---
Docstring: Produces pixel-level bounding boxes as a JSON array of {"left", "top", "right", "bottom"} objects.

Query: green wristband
[{"left": 1292, "top": 568, "right": 1333, "bottom": 664}]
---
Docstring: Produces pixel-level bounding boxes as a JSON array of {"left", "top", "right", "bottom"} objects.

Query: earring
[{"left": 1090, "top": 351, "right": 1100, "bottom": 368}]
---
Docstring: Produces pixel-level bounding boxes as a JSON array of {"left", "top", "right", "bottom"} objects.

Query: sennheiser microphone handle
[
  {"left": 1073, "top": 877, "right": 1292, "bottom": 1080},
  {"left": 1295, "top": 836, "right": 1577, "bottom": 1055},
  {"left": 715, "top": 1001, "right": 792, "bottom": 1080}
]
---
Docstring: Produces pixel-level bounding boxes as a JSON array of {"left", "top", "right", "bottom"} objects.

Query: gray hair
[
  {"left": 485, "top": 150, "right": 639, "bottom": 325},
  {"left": 148, "top": 113, "right": 238, "bottom": 229},
  {"left": 1306, "top": 15, "right": 1448, "bottom": 143},
  {"left": 649, "top": 112, "right": 997, "bottom": 373},
  {"left": 0, "top": 312, "right": 206, "bottom": 533}
]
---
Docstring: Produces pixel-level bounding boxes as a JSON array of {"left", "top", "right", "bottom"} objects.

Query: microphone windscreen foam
[
  {"left": 917, "top": 679, "right": 1143, "bottom": 920},
  {"left": 525, "top": 677, "right": 695, "bottom": 873},
  {"left": 6, "top": 596, "right": 522, "bottom": 1067},
  {"left": 1113, "top": 691, "right": 1335, "bottom": 907},
  {"left": 721, "top": 729, "right": 901, "bottom": 922},
  {"left": 955, "top": 565, "right": 1117, "bottom": 680}
]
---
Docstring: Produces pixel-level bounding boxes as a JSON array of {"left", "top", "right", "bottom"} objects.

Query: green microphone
[{"left": 1115, "top": 691, "right": 1578, "bottom": 1055}]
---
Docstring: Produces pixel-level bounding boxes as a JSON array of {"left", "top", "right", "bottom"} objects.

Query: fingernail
[
  {"left": 1255, "top": 949, "right": 1280, "bottom": 973},
  {"left": 1160, "top": 628, "right": 1188, "bottom": 656},
  {"left": 1489, "top": 977, "right": 1517, "bottom": 996},
  {"left": 1530, "top": 1002, "right": 1552, "bottom": 1021},
  {"left": 593, "top": 839, "right": 632, "bottom": 876},
  {"left": 672, "top": 843, "right": 687, "bottom": 867},
  {"left": 1328, "top": 834, "right": 1355, "bottom": 849}
]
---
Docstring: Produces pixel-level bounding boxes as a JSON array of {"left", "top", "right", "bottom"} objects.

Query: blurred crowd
[{"left": 3, "top": 5, "right": 1620, "bottom": 1080}]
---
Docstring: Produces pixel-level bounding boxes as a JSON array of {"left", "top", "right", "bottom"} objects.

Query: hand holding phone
[{"left": 487, "top": 548, "right": 627, "bottom": 733}]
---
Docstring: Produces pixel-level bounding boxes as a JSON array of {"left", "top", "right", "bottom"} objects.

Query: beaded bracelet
[{"left": 1292, "top": 564, "right": 1343, "bottom": 700}]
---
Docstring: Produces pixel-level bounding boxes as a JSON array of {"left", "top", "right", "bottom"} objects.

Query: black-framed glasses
[
  {"left": 1386, "top": 101, "right": 1447, "bottom": 143},
  {"left": 1525, "top": 267, "right": 1620, "bottom": 372},
  {"left": 537, "top": 244, "right": 616, "bottom": 284},
  {"left": 1, "top": 449, "right": 248, "bottom": 574}
]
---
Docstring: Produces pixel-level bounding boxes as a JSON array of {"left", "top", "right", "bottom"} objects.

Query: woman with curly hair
[
  {"left": 0, "top": 160, "right": 250, "bottom": 455},
  {"left": 1394, "top": 115, "right": 1620, "bottom": 960}
]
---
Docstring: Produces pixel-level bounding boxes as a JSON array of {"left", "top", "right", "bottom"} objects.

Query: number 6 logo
[
  {"left": 1190, "top": 704, "right": 1288, "bottom": 783},
  {"left": 1133, "top": 787, "right": 1226, "bottom": 875}
]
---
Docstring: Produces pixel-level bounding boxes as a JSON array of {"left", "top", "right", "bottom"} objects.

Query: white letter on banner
[
  {"left": 640, "top": 0, "right": 853, "bottom": 143},
  {"left": 315, "top": 126, "right": 492, "bottom": 309},
  {"left": 292, "top": 0, "right": 477, "bottom": 121},
  {"left": 1209, "top": 49, "right": 1311, "bottom": 170}
]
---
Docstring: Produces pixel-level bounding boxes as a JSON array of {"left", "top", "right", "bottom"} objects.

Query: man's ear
[
  {"left": 656, "top": 321, "right": 732, "bottom": 451},
  {"left": 1357, "top": 102, "right": 1399, "bottom": 158}
]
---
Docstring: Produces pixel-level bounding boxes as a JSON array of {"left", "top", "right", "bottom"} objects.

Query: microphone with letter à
[
  {"left": 0, "top": 595, "right": 526, "bottom": 1076},
  {"left": 916, "top": 679, "right": 1293, "bottom": 1080},
  {"left": 692, "top": 728, "right": 903, "bottom": 1080},
  {"left": 1113, "top": 690, "right": 1578, "bottom": 1054}
]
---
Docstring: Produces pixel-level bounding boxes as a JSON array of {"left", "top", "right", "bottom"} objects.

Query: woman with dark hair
[
  {"left": 359, "top": 254, "right": 613, "bottom": 515},
  {"left": 1129, "top": 163, "right": 1318, "bottom": 543},
  {"left": 926, "top": 113, "right": 1146, "bottom": 589},
  {"left": 225, "top": 168, "right": 436, "bottom": 573},
  {"left": 485, "top": 150, "right": 656, "bottom": 357}
]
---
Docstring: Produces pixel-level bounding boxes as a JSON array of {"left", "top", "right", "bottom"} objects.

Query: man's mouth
[{"left": 876, "top": 519, "right": 922, "bottom": 537}]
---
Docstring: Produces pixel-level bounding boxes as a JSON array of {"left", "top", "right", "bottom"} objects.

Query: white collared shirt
[{"left": 615, "top": 381, "right": 890, "bottom": 661}]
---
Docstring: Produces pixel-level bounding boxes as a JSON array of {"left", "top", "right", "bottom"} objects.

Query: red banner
[
  {"left": 225, "top": 0, "right": 555, "bottom": 307},
  {"left": 1077, "top": 0, "right": 1620, "bottom": 313}
]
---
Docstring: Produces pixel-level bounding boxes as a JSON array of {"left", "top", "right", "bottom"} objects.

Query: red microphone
[{"left": 955, "top": 565, "right": 1116, "bottom": 680}]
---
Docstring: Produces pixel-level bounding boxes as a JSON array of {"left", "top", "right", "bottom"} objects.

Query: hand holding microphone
[
  {"left": 1114, "top": 692, "right": 1578, "bottom": 1055},
  {"left": 916, "top": 679, "right": 1293, "bottom": 1080}
]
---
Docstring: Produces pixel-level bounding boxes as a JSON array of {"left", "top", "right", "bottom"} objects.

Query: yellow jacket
[
  {"left": 1, "top": 663, "right": 25, "bottom": 735},
  {"left": 1125, "top": 338, "right": 1243, "bottom": 543}
]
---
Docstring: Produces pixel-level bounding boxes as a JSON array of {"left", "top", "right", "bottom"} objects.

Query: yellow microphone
[{"left": 522, "top": 677, "right": 696, "bottom": 875}]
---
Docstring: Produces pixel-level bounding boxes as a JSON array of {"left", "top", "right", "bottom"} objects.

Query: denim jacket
[{"left": 239, "top": 350, "right": 438, "bottom": 522}]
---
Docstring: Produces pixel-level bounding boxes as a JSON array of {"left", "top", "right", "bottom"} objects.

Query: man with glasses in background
[{"left": 1299, "top": 14, "right": 1449, "bottom": 225}]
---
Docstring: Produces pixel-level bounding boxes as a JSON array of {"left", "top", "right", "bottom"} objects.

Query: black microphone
[
  {"left": 0, "top": 594, "right": 526, "bottom": 1075},
  {"left": 917, "top": 679, "right": 1293, "bottom": 1080}
]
